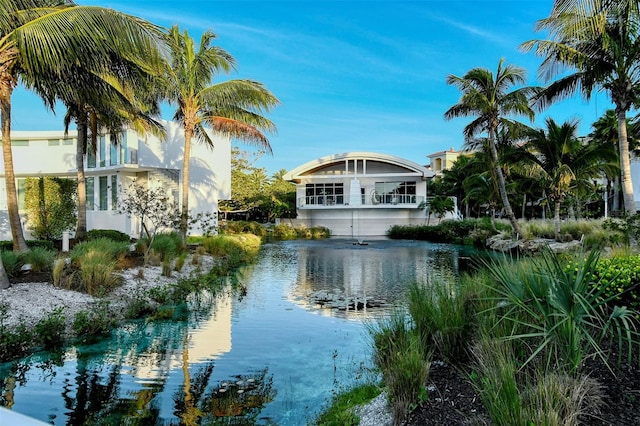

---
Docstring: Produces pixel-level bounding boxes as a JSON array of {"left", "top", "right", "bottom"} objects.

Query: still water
[{"left": 1, "top": 238, "right": 477, "bottom": 425}]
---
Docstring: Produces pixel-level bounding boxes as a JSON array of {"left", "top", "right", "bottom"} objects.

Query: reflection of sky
[{"left": 0, "top": 239, "right": 478, "bottom": 425}]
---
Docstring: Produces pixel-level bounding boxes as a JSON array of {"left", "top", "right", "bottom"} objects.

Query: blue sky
[{"left": 11, "top": 0, "right": 612, "bottom": 175}]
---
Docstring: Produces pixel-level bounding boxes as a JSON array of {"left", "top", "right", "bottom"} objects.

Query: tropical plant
[
  {"left": 445, "top": 60, "right": 539, "bottom": 237},
  {"left": 161, "top": 25, "right": 279, "bottom": 240},
  {"left": 24, "top": 177, "right": 77, "bottom": 240},
  {"left": 517, "top": 117, "right": 618, "bottom": 240},
  {"left": 522, "top": 0, "right": 640, "bottom": 216}
]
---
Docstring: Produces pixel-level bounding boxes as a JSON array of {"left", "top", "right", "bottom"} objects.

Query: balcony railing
[{"left": 299, "top": 194, "right": 424, "bottom": 208}]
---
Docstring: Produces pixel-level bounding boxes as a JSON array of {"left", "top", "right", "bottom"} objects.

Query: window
[
  {"left": 305, "top": 183, "right": 344, "bottom": 205},
  {"left": 99, "top": 136, "right": 106, "bottom": 167},
  {"left": 86, "top": 177, "right": 95, "bottom": 210},
  {"left": 110, "top": 139, "right": 118, "bottom": 166},
  {"left": 17, "top": 179, "right": 26, "bottom": 209},
  {"left": 87, "top": 147, "right": 96, "bottom": 169},
  {"left": 111, "top": 175, "right": 118, "bottom": 209},
  {"left": 120, "top": 133, "right": 128, "bottom": 164},
  {"left": 374, "top": 181, "right": 417, "bottom": 204},
  {"left": 99, "top": 176, "right": 108, "bottom": 210},
  {"left": 48, "top": 139, "right": 59, "bottom": 146},
  {"left": 11, "top": 140, "right": 28, "bottom": 147},
  {"left": 62, "top": 138, "right": 73, "bottom": 146}
]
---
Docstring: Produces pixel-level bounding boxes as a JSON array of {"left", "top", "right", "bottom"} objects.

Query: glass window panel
[
  {"left": 11, "top": 140, "right": 28, "bottom": 147},
  {"left": 99, "top": 176, "right": 108, "bottom": 210},
  {"left": 48, "top": 139, "right": 59, "bottom": 146},
  {"left": 120, "top": 133, "right": 127, "bottom": 164},
  {"left": 111, "top": 175, "right": 118, "bottom": 209},
  {"left": 86, "top": 177, "right": 94, "bottom": 210},
  {"left": 99, "top": 136, "right": 106, "bottom": 167},
  {"left": 62, "top": 138, "right": 73, "bottom": 146},
  {"left": 110, "top": 139, "right": 118, "bottom": 166}
]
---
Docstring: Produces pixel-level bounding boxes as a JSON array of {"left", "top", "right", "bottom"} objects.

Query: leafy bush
[
  {"left": 73, "top": 301, "right": 116, "bottom": 341},
  {"left": 222, "top": 221, "right": 268, "bottom": 238},
  {"left": 0, "top": 302, "right": 34, "bottom": 362},
  {"left": 587, "top": 254, "right": 640, "bottom": 312},
  {"left": 86, "top": 229, "right": 131, "bottom": 242},
  {"left": 151, "top": 232, "right": 183, "bottom": 261},
  {"left": 202, "top": 234, "right": 261, "bottom": 264},
  {"left": 34, "top": 307, "right": 66, "bottom": 349},
  {"left": 24, "top": 176, "right": 76, "bottom": 240},
  {"left": 0, "top": 240, "right": 54, "bottom": 251}
]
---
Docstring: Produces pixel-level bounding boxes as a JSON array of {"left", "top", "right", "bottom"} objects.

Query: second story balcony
[{"left": 298, "top": 193, "right": 425, "bottom": 209}]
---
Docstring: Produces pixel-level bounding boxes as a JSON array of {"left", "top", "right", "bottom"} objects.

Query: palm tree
[
  {"left": 445, "top": 60, "right": 539, "bottom": 238},
  {"left": 522, "top": 1, "right": 640, "bottom": 216},
  {"left": 162, "top": 25, "right": 279, "bottom": 240},
  {"left": 0, "top": 0, "right": 163, "bottom": 288},
  {"left": 518, "top": 117, "right": 618, "bottom": 240}
]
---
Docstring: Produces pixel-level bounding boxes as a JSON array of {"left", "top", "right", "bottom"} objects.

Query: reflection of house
[
  {"left": 427, "top": 147, "right": 460, "bottom": 176},
  {"left": 283, "top": 152, "right": 441, "bottom": 237},
  {"left": 0, "top": 120, "right": 230, "bottom": 239}
]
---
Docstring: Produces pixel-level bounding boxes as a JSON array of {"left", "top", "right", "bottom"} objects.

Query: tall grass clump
[
  {"left": 202, "top": 233, "right": 261, "bottom": 266},
  {"left": 68, "top": 238, "right": 128, "bottom": 294},
  {"left": 22, "top": 246, "right": 56, "bottom": 272},
  {"left": 222, "top": 220, "right": 267, "bottom": 238},
  {"left": 521, "top": 220, "right": 555, "bottom": 240},
  {"left": 408, "top": 279, "right": 473, "bottom": 363},
  {"left": 70, "top": 238, "right": 130, "bottom": 267},
  {"left": 368, "top": 313, "right": 430, "bottom": 424}
]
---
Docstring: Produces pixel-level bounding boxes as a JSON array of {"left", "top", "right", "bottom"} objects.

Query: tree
[
  {"left": 522, "top": 0, "right": 640, "bottom": 215},
  {"left": 518, "top": 117, "right": 618, "bottom": 240},
  {"left": 161, "top": 26, "right": 279, "bottom": 240},
  {"left": 219, "top": 148, "right": 269, "bottom": 220},
  {"left": 0, "top": 0, "right": 163, "bottom": 288},
  {"left": 444, "top": 59, "right": 539, "bottom": 238}
]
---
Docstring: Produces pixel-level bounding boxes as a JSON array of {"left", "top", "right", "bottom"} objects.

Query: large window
[
  {"left": 99, "top": 136, "right": 106, "bottom": 167},
  {"left": 111, "top": 175, "right": 118, "bottom": 209},
  {"left": 305, "top": 183, "right": 343, "bottom": 205},
  {"left": 99, "top": 176, "right": 108, "bottom": 210},
  {"left": 374, "top": 181, "right": 417, "bottom": 204},
  {"left": 86, "top": 177, "right": 95, "bottom": 210},
  {"left": 120, "top": 133, "right": 128, "bottom": 164},
  {"left": 110, "top": 139, "right": 118, "bottom": 166}
]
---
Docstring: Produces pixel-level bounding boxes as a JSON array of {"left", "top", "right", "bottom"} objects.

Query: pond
[{"left": 0, "top": 238, "right": 483, "bottom": 425}]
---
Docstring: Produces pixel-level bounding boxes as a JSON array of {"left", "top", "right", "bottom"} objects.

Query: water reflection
[
  {"left": 290, "top": 238, "right": 464, "bottom": 318},
  {"left": 0, "top": 239, "right": 479, "bottom": 425}
]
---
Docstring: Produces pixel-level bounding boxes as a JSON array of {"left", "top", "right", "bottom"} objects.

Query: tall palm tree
[
  {"left": 522, "top": 1, "right": 640, "bottom": 216},
  {"left": 0, "top": 0, "right": 163, "bottom": 288},
  {"left": 518, "top": 117, "right": 618, "bottom": 240},
  {"left": 444, "top": 59, "right": 539, "bottom": 237},
  {"left": 162, "top": 25, "right": 279, "bottom": 240}
]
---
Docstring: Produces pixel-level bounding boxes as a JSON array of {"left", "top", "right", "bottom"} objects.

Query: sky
[{"left": 10, "top": 0, "right": 614, "bottom": 176}]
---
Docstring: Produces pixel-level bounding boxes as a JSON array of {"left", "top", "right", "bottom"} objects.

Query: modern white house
[
  {"left": 283, "top": 152, "right": 457, "bottom": 237},
  {"left": 0, "top": 120, "right": 231, "bottom": 240}
]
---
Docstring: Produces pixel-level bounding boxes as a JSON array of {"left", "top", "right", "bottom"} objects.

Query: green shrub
[
  {"left": 34, "top": 307, "right": 66, "bottom": 349},
  {"left": 125, "top": 291, "right": 157, "bottom": 319},
  {"left": 151, "top": 232, "right": 181, "bottom": 261},
  {"left": 202, "top": 233, "right": 261, "bottom": 264},
  {"left": 22, "top": 246, "right": 56, "bottom": 273},
  {"left": 1, "top": 250, "right": 23, "bottom": 277},
  {"left": 0, "top": 302, "right": 34, "bottom": 362},
  {"left": 79, "top": 254, "right": 120, "bottom": 295},
  {"left": 0, "top": 240, "right": 54, "bottom": 251},
  {"left": 86, "top": 229, "right": 131, "bottom": 242},
  {"left": 70, "top": 238, "right": 130, "bottom": 267},
  {"left": 222, "top": 220, "right": 267, "bottom": 238},
  {"left": 73, "top": 301, "right": 116, "bottom": 341},
  {"left": 586, "top": 254, "right": 640, "bottom": 312}
]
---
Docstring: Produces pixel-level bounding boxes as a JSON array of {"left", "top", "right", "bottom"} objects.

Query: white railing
[{"left": 299, "top": 194, "right": 424, "bottom": 207}]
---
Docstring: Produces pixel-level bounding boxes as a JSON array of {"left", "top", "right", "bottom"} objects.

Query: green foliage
[
  {"left": 202, "top": 233, "right": 262, "bottom": 264},
  {"left": 221, "top": 220, "right": 268, "bottom": 237},
  {"left": 150, "top": 232, "right": 184, "bottom": 261},
  {"left": 67, "top": 238, "right": 128, "bottom": 294},
  {"left": 34, "top": 307, "right": 66, "bottom": 349},
  {"left": 486, "top": 250, "right": 640, "bottom": 373},
  {"left": 583, "top": 254, "right": 640, "bottom": 312},
  {"left": 86, "top": 229, "right": 131, "bottom": 242},
  {"left": 0, "top": 302, "right": 34, "bottom": 362},
  {"left": 269, "top": 224, "right": 331, "bottom": 240},
  {"left": 22, "top": 247, "right": 56, "bottom": 273},
  {"left": 124, "top": 290, "right": 158, "bottom": 319},
  {"left": 72, "top": 301, "right": 116, "bottom": 341},
  {"left": 70, "top": 238, "right": 130, "bottom": 267},
  {"left": 387, "top": 219, "right": 495, "bottom": 246},
  {"left": 1, "top": 250, "right": 23, "bottom": 277},
  {"left": 314, "top": 383, "right": 381, "bottom": 426},
  {"left": 24, "top": 177, "right": 77, "bottom": 240},
  {"left": 368, "top": 313, "right": 431, "bottom": 424},
  {"left": 0, "top": 240, "right": 55, "bottom": 251},
  {"left": 408, "top": 280, "right": 473, "bottom": 363}
]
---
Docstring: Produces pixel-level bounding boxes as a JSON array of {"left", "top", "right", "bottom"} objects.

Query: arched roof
[{"left": 283, "top": 151, "right": 434, "bottom": 182}]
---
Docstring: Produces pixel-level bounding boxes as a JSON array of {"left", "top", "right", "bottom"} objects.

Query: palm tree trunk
[
  {"left": 555, "top": 200, "right": 561, "bottom": 241},
  {"left": 1, "top": 77, "right": 28, "bottom": 252},
  {"left": 181, "top": 127, "right": 193, "bottom": 242},
  {"left": 75, "top": 114, "right": 88, "bottom": 240},
  {"left": 489, "top": 128, "right": 523, "bottom": 237},
  {"left": 617, "top": 109, "right": 635, "bottom": 215}
]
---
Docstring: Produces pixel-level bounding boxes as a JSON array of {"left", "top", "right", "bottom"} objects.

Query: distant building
[
  {"left": 427, "top": 147, "right": 460, "bottom": 176},
  {"left": 283, "top": 152, "right": 460, "bottom": 237},
  {"left": 0, "top": 120, "right": 231, "bottom": 239}
]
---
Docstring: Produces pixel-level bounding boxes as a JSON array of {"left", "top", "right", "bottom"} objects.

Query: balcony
[{"left": 298, "top": 194, "right": 424, "bottom": 209}]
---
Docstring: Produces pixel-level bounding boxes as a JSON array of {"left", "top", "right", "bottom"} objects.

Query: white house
[
  {"left": 283, "top": 152, "right": 458, "bottom": 237},
  {"left": 0, "top": 120, "right": 231, "bottom": 239}
]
